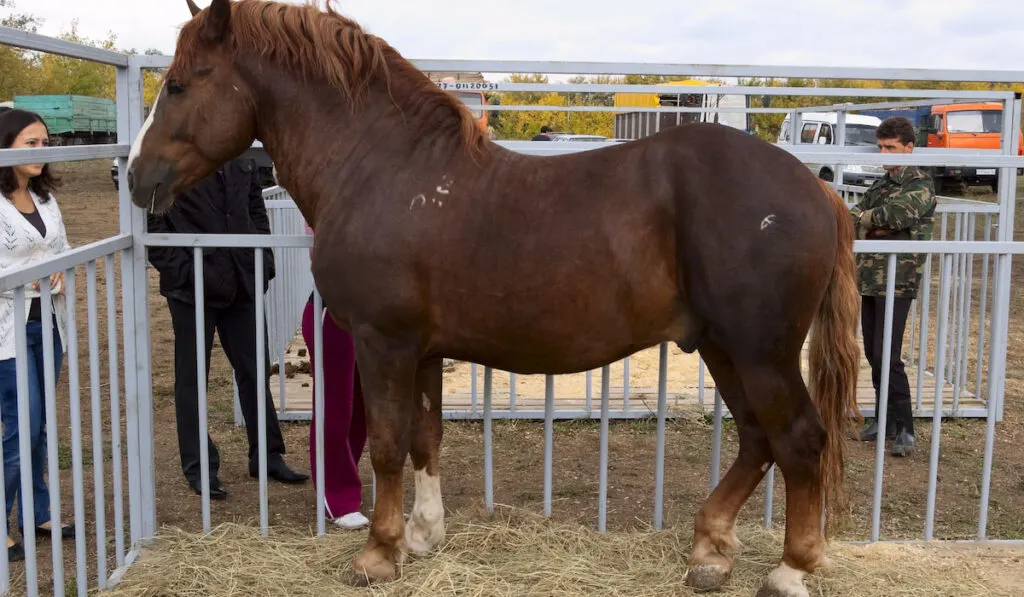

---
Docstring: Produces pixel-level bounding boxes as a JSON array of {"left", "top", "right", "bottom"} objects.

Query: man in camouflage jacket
[{"left": 848, "top": 116, "right": 937, "bottom": 457}]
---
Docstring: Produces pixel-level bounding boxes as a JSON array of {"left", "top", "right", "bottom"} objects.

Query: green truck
[{"left": 12, "top": 94, "right": 117, "bottom": 145}]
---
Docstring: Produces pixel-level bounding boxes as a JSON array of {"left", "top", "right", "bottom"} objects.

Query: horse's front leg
[
  {"left": 405, "top": 356, "right": 446, "bottom": 556},
  {"left": 349, "top": 334, "right": 419, "bottom": 584}
]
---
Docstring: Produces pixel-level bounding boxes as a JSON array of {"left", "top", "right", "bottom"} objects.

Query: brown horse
[{"left": 127, "top": 1, "right": 861, "bottom": 594}]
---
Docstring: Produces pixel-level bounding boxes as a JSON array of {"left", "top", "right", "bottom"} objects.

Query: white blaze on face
[
  {"left": 405, "top": 468, "right": 445, "bottom": 556},
  {"left": 127, "top": 83, "right": 163, "bottom": 170}
]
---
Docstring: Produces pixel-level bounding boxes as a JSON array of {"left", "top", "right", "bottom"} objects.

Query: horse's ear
[
  {"left": 186, "top": 0, "right": 201, "bottom": 17},
  {"left": 201, "top": 0, "right": 231, "bottom": 43}
]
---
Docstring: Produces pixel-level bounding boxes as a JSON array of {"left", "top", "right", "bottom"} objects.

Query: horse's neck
[{"left": 252, "top": 65, "right": 468, "bottom": 224}]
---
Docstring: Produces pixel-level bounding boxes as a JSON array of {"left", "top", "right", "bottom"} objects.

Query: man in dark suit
[{"left": 147, "top": 158, "right": 308, "bottom": 498}]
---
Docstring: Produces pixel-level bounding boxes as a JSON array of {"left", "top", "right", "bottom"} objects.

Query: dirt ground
[{"left": 3, "top": 159, "right": 1024, "bottom": 596}]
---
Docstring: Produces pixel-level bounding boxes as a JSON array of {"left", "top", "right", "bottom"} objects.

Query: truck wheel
[{"left": 818, "top": 168, "right": 834, "bottom": 182}]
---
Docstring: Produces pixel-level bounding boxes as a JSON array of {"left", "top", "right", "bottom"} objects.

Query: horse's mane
[{"left": 169, "top": 0, "right": 488, "bottom": 156}]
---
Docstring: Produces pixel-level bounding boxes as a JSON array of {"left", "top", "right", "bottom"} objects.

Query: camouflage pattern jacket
[{"left": 848, "top": 166, "right": 937, "bottom": 298}]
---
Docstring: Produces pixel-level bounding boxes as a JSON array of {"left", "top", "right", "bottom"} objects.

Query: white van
[{"left": 777, "top": 112, "right": 885, "bottom": 186}]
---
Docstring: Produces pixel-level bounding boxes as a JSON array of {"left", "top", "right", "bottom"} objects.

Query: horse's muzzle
[{"left": 127, "top": 159, "right": 178, "bottom": 214}]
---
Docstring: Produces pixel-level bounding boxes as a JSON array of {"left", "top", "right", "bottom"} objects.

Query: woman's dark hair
[{"left": 0, "top": 108, "right": 61, "bottom": 202}]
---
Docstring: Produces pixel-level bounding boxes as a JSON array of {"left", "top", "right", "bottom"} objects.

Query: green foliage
[
  {"left": 0, "top": 0, "right": 41, "bottom": 102},
  {"left": 0, "top": 5, "right": 165, "bottom": 108}
]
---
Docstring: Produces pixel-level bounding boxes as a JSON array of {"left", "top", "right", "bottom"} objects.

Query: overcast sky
[{"left": 21, "top": 0, "right": 1024, "bottom": 80}]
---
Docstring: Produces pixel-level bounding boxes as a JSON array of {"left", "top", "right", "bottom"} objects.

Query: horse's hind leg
[
  {"left": 686, "top": 340, "right": 773, "bottom": 592},
  {"left": 405, "top": 356, "right": 446, "bottom": 556},
  {"left": 349, "top": 335, "right": 418, "bottom": 584},
  {"left": 739, "top": 361, "right": 827, "bottom": 597}
]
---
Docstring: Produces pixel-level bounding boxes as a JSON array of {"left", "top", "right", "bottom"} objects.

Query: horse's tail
[{"left": 809, "top": 178, "right": 862, "bottom": 537}]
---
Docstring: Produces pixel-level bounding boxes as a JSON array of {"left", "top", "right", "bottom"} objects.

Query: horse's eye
[{"left": 167, "top": 80, "right": 186, "bottom": 95}]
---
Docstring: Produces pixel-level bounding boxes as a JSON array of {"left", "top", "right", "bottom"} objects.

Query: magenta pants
[{"left": 300, "top": 299, "right": 367, "bottom": 517}]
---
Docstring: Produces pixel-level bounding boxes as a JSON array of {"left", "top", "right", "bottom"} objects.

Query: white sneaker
[{"left": 332, "top": 512, "right": 370, "bottom": 530}]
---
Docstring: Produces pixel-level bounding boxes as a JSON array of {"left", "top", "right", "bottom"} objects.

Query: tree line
[{"left": 0, "top": 0, "right": 164, "bottom": 107}]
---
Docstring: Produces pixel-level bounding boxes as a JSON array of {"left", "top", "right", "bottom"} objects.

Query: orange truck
[{"left": 921, "top": 102, "right": 1024, "bottom": 193}]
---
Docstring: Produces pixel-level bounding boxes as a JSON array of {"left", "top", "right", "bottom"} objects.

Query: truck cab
[{"left": 921, "top": 102, "right": 1024, "bottom": 193}]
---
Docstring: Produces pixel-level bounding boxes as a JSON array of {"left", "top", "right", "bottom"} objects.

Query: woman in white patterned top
[{"left": 0, "top": 109, "right": 75, "bottom": 562}]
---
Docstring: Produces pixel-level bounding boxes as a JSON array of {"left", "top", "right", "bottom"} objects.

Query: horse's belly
[{"left": 432, "top": 272, "right": 689, "bottom": 375}]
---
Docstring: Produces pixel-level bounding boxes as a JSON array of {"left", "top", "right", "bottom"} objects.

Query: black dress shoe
[
  {"left": 891, "top": 430, "right": 916, "bottom": 457},
  {"left": 20, "top": 523, "right": 75, "bottom": 539},
  {"left": 7, "top": 542, "right": 23, "bottom": 562},
  {"left": 250, "top": 455, "right": 310, "bottom": 484},
  {"left": 188, "top": 477, "right": 228, "bottom": 500},
  {"left": 850, "top": 421, "right": 897, "bottom": 442}
]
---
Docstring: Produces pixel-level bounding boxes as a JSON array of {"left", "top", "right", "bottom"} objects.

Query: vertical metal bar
[
  {"left": 509, "top": 372, "right": 517, "bottom": 412},
  {"left": 925, "top": 254, "right": 954, "bottom": 540},
  {"left": 870, "top": 254, "right": 898, "bottom": 542},
  {"left": 975, "top": 215, "right": 991, "bottom": 402},
  {"left": 698, "top": 357, "right": 705, "bottom": 409},
  {"left": 710, "top": 389, "right": 723, "bottom": 491},
  {"left": 192, "top": 249, "right": 211, "bottom": 532},
  {"left": 470, "top": 363, "right": 478, "bottom": 412},
  {"left": 255, "top": 249, "right": 269, "bottom": 534},
  {"left": 979, "top": 252, "right": 1012, "bottom": 538},
  {"left": 622, "top": 357, "right": 630, "bottom": 412},
  {"left": 313, "top": 290, "right": 326, "bottom": 536},
  {"left": 597, "top": 365, "right": 610, "bottom": 533},
  {"left": 130, "top": 86, "right": 158, "bottom": 540},
  {"left": 584, "top": 370, "right": 592, "bottom": 414},
  {"left": 40, "top": 277, "right": 65, "bottom": 591},
  {"left": 233, "top": 381, "right": 243, "bottom": 428},
  {"left": 66, "top": 269, "right": 88, "bottom": 595},
  {"left": 483, "top": 366, "right": 493, "bottom": 514},
  {"left": 834, "top": 111, "right": 847, "bottom": 189},
  {"left": 946, "top": 214, "right": 961, "bottom": 383},
  {"left": 87, "top": 261, "right": 108, "bottom": 587},
  {"left": 277, "top": 247, "right": 287, "bottom": 413},
  {"left": 987, "top": 95, "right": 1019, "bottom": 425},
  {"left": 952, "top": 215, "right": 969, "bottom": 413},
  {"left": 653, "top": 342, "right": 668, "bottom": 529},
  {"left": 958, "top": 214, "right": 975, "bottom": 406},
  {"left": 543, "top": 375, "right": 554, "bottom": 517},
  {"left": 763, "top": 466, "right": 775, "bottom": 528},
  {"left": 117, "top": 56, "right": 144, "bottom": 547},
  {"left": 915, "top": 253, "right": 932, "bottom": 412},
  {"left": 106, "top": 256, "right": 125, "bottom": 568},
  {"left": 908, "top": 296, "right": 917, "bottom": 370},
  {"left": 12, "top": 287, "right": 38, "bottom": 597}
]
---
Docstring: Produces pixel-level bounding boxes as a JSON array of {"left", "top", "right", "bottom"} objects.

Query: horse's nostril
[{"left": 127, "top": 169, "right": 135, "bottom": 194}]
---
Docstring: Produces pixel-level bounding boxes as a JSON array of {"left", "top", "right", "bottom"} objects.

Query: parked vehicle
[
  {"left": 777, "top": 112, "right": 885, "bottom": 186},
  {"left": 919, "top": 102, "right": 1024, "bottom": 193},
  {"left": 851, "top": 103, "right": 1023, "bottom": 193},
  {"left": 12, "top": 94, "right": 117, "bottom": 145},
  {"left": 612, "top": 80, "right": 748, "bottom": 141}
]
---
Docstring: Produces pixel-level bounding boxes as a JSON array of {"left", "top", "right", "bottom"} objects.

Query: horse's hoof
[
  {"left": 405, "top": 516, "right": 445, "bottom": 557},
  {"left": 685, "top": 564, "right": 731, "bottom": 592},
  {"left": 350, "top": 547, "right": 400, "bottom": 585},
  {"left": 755, "top": 563, "right": 809, "bottom": 597}
]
